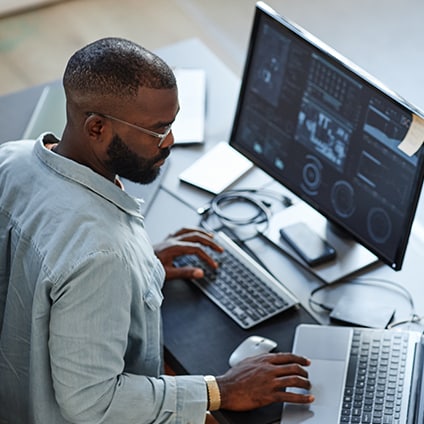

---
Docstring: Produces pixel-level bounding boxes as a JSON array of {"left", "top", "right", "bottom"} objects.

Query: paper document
[
  {"left": 398, "top": 113, "right": 424, "bottom": 156},
  {"left": 179, "top": 141, "right": 253, "bottom": 194},
  {"left": 172, "top": 68, "right": 206, "bottom": 144}
]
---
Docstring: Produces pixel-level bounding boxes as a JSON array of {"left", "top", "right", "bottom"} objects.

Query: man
[{"left": 0, "top": 37, "right": 314, "bottom": 423}]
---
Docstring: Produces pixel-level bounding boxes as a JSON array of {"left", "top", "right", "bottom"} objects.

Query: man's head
[{"left": 60, "top": 37, "right": 179, "bottom": 184}]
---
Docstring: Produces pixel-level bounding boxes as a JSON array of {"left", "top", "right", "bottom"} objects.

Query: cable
[
  {"left": 309, "top": 276, "right": 415, "bottom": 312},
  {"left": 308, "top": 276, "right": 421, "bottom": 328},
  {"left": 211, "top": 192, "right": 271, "bottom": 226},
  {"left": 308, "top": 283, "right": 338, "bottom": 312},
  {"left": 388, "top": 314, "right": 424, "bottom": 329},
  {"left": 198, "top": 188, "right": 291, "bottom": 241}
]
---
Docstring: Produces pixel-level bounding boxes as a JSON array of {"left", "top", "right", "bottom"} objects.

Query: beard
[{"left": 105, "top": 134, "right": 170, "bottom": 184}]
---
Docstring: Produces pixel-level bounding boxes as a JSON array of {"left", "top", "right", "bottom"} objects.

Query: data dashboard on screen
[{"left": 230, "top": 2, "right": 424, "bottom": 273}]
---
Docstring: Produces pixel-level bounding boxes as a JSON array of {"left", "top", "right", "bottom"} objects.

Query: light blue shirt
[{"left": 0, "top": 135, "right": 207, "bottom": 424}]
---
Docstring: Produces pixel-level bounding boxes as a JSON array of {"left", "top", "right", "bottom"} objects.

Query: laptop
[
  {"left": 22, "top": 83, "right": 66, "bottom": 139},
  {"left": 281, "top": 324, "right": 424, "bottom": 424}
]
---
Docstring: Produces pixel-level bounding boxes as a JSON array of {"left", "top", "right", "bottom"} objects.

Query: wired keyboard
[{"left": 173, "top": 231, "right": 298, "bottom": 329}]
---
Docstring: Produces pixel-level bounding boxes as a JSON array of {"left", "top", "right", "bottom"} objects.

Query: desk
[
  {"left": 147, "top": 39, "right": 424, "bottom": 423},
  {"left": 1, "top": 38, "right": 424, "bottom": 424}
]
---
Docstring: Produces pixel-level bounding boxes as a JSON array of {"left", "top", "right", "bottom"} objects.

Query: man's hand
[
  {"left": 216, "top": 353, "right": 314, "bottom": 411},
  {"left": 154, "top": 227, "right": 224, "bottom": 281}
]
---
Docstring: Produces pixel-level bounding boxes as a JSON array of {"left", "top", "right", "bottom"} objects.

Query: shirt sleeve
[{"left": 49, "top": 250, "right": 208, "bottom": 424}]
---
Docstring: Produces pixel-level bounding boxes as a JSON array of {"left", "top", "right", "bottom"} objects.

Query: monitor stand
[{"left": 262, "top": 202, "right": 378, "bottom": 283}]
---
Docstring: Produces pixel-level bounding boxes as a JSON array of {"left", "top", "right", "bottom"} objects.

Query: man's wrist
[{"left": 204, "top": 375, "right": 221, "bottom": 411}]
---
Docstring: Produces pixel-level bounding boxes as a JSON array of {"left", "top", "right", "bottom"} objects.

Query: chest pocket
[
  {"left": 142, "top": 257, "right": 165, "bottom": 311},
  {"left": 143, "top": 285, "right": 164, "bottom": 310},
  {"left": 139, "top": 257, "right": 165, "bottom": 369}
]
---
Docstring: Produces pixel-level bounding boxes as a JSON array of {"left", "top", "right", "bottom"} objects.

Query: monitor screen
[{"left": 230, "top": 1, "right": 424, "bottom": 271}]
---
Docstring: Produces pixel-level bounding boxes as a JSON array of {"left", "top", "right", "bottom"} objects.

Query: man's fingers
[
  {"left": 166, "top": 266, "right": 204, "bottom": 280},
  {"left": 276, "top": 375, "right": 312, "bottom": 390},
  {"left": 178, "top": 235, "right": 223, "bottom": 252},
  {"left": 167, "top": 243, "right": 220, "bottom": 269},
  {"left": 171, "top": 228, "right": 213, "bottom": 239},
  {"left": 170, "top": 229, "right": 224, "bottom": 253},
  {"left": 278, "top": 391, "right": 315, "bottom": 404},
  {"left": 268, "top": 352, "right": 311, "bottom": 367}
]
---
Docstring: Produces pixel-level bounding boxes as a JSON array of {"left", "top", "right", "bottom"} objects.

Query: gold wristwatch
[{"left": 204, "top": 375, "right": 221, "bottom": 411}]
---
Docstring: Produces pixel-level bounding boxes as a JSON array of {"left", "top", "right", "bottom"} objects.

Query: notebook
[{"left": 281, "top": 324, "right": 424, "bottom": 424}]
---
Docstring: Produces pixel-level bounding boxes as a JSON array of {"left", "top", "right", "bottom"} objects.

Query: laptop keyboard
[
  {"left": 173, "top": 231, "right": 298, "bottom": 329},
  {"left": 341, "top": 329, "right": 409, "bottom": 424}
]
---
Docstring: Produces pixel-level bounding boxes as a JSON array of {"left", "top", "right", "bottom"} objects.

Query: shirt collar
[{"left": 34, "top": 134, "right": 144, "bottom": 218}]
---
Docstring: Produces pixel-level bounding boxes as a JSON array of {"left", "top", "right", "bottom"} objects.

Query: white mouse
[{"left": 228, "top": 335, "right": 278, "bottom": 367}]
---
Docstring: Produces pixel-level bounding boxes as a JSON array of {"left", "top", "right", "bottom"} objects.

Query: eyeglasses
[{"left": 89, "top": 112, "right": 172, "bottom": 147}]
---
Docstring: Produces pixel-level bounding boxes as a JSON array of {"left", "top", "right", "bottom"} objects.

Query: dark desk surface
[
  {"left": 2, "top": 38, "right": 424, "bottom": 424},
  {"left": 145, "top": 189, "right": 319, "bottom": 424}
]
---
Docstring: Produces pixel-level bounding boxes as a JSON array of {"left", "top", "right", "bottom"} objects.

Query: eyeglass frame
[{"left": 87, "top": 112, "right": 172, "bottom": 147}]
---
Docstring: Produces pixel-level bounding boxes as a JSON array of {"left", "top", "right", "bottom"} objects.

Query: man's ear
[
  {"left": 82, "top": 114, "right": 113, "bottom": 159},
  {"left": 84, "top": 114, "right": 110, "bottom": 142}
]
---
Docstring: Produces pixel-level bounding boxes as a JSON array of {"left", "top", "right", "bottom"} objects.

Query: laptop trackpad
[
  {"left": 281, "top": 359, "right": 346, "bottom": 423},
  {"left": 291, "top": 324, "right": 352, "bottom": 360},
  {"left": 281, "top": 325, "right": 352, "bottom": 423}
]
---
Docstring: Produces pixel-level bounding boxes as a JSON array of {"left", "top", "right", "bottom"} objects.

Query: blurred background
[{"left": 1, "top": 0, "right": 424, "bottom": 113}]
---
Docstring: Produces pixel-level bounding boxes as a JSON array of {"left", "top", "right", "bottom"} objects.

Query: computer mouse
[{"left": 228, "top": 335, "right": 278, "bottom": 367}]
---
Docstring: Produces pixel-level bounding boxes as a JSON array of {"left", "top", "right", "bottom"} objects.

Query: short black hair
[{"left": 63, "top": 37, "right": 176, "bottom": 100}]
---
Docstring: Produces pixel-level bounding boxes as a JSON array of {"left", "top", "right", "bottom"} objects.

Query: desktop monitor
[{"left": 230, "top": 2, "right": 424, "bottom": 275}]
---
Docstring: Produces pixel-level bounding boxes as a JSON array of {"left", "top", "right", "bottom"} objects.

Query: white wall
[{"left": 0, "top": 0, "right": 66, "bottom": 17}]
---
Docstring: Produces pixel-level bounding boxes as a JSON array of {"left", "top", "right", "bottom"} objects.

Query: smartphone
[{"left": 279, "top": 222, "right": 336, "bottom": 267}]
